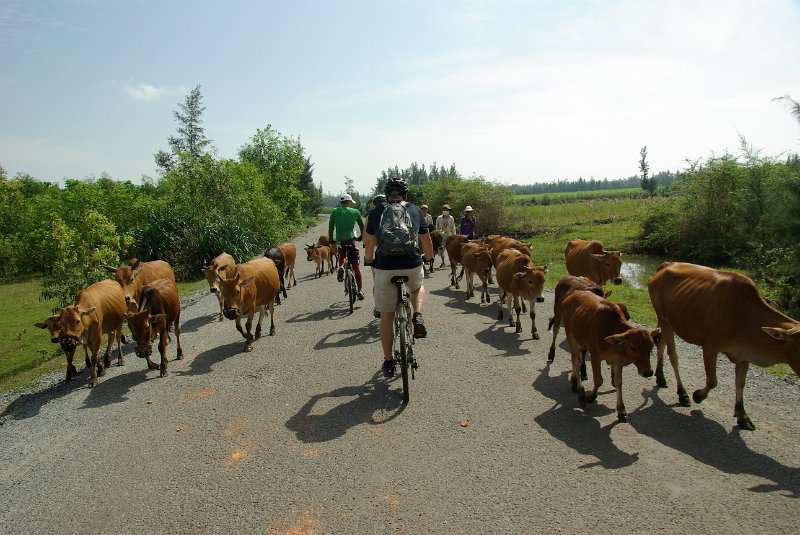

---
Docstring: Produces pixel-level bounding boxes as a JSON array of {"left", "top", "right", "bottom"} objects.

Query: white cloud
[{"left": 122, "top": 82, "right": 184, "bottom": 101}]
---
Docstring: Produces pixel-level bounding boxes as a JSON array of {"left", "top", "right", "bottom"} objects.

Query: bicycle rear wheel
[
  {"left": 398, "top": 317, "right": 410, "bottom": 403},
  {"left": 347, "top": 270, "right": 356, "bottom": 313}
]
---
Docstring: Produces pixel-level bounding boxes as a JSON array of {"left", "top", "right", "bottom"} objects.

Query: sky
[{"left": 1, "top": 0, "right": 799, "bottom": 195}]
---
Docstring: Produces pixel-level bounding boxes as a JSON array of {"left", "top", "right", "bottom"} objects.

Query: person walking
[
  {"left": 434, "top": 204, "right": 456, "bottom": 242},
  {"left": 460, "top": 205, "right": 477, "bottom": 239},
  {"left": 421, "top": 204, "right": 434, "bottom": 229}
]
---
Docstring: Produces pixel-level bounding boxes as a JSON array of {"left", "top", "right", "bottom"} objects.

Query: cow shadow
[
  {"left": 177, "top": 341, "right": 243, "bottom": 377},
  {"left": 286, "top": 302, "right": 353, "bottom": 323},
  {"left": 429, "top": 287, "right": 492, "bottom": 315},
  {"left": 1, "top": 371, "right": 88, "bottom": 421},
  {"left": 81, "top": 367, "right": 151, "bottom": 409},
  {"left": 473, "top": 322, "right": 531, "bottom": 357},
  {"left": 314, "top": 321, "right": 380, "bottom": 350},
  {"left": 532, "top": 364, "right": 640, "bottom": 469},
  {"left": 285, "top": 372, "right": 406, "bottom": 443},
  {"left": 630, "top": 388, "right": 800, "bottom": 497},
  {"left": 180, "top": 313, "right": 219, "bottom": 334}
]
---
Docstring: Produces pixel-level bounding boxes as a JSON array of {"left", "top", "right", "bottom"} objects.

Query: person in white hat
[
  {"left": 460, "top": 205, "right": 477, "bottom": 239},
  {"left": 329, "top": 193, "right": 366, "bottom": 299}
]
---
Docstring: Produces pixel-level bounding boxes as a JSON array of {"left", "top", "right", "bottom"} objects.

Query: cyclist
[
  {"left": 329, "top": 193, "right": 365, "bottom": 300},
  {"left": 369, "top": 194, "right": 387, "bottom": 319},
  {"left": 364, "top": 177, "right": 434, "bottom": 378}
]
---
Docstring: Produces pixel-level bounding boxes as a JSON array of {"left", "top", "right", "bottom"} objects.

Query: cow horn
[
  {"left": 102, "top": 264, "right": 117, "bottom": 273},
  {"left": 130, "top": 258, "right": 141, "bottom": 270}
]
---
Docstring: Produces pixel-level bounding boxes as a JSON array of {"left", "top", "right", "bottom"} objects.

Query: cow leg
[
  {"left": 158, "top": 329, "right": 169, "bottom": 378},
  {"left": 586, "top": 354, "right": 602, "bottom": 404},
  {"left": 613, "top": 363, "right": 627, "bottom": 422},
  {"left": 217, "top": 293, "right": 225, "bottom": 322},
  {"left": 497, "top": 290, "right": 505, "bottom": 320},
  {"left": 88, "top": 338, "right": 103, "bottom": 387},
  {"left": 115, "top": 329, "right": 125, "bottom": 366},
  {"left": 290, "top": 266, "right": 297, "bottom": 287},
  {"left": 666, "top": 330, "right": 690, "bottom": 406},
  {"left": 65, "top": 350, "right": 78, "bottom": 381},
  {"left": 507, "top": 294, "right": 515, "bottom": 328},
  {"left": 529, "top": 298, "right": 539, "bottom": 339},
  {"left": 254, "top": 306, "right": 264, "bottom": 340},
  {"left": 480, "top": 274, "right": 489, "bottom": 304},
  {"left": 514, "top": 298, "right": 522, "bottom": 333},
  {"left": 83, "top": 344, "right": 91, "bottom": 369},
  {"left": 487, "top": 266, "right": 494, "bottom": 285},
  {"left": 280, "top": 272, "right": 287, "bottom": 299},
  {"left": 521, "top": 300, "right": 527, "bottom": 314},
  {"left": 451, "top": 264, "right": 459, "bottom": 288},
  {"left": 547, "top": 316, "right": 559, "bottom": 361},
  {"left": 235, "top": 316, "right": 247, "bottom": 339},
  {"left": 733, "top": 360, "right": 755, "bottom": 430},
  {"left": 103, "top": 332, "right": 113, "bottom": 368},
  {"left": 692, "top": 346, "right": 720, "bottom": 404},
  {"left": 570, "top": 346, "right": 587, "bottom": 404},
  {"left": 243, "top": 311, "right": 254, "bottom": 352},
  {"left": 466, "top": 271, "right": 473, "bottom": 298},
  {"left": 174, "top": 316, "right": 183, "bottom": 360},
  {"left": 268, "top": 301, "right": 276, "bottom": 336},
  {"left": 580, "top": 350, "right": 588, "bottom": 381}
]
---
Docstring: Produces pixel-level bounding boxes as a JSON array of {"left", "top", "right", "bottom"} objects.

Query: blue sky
[{"left": 1, "top": 0, "right": 799, "bottom": 194}]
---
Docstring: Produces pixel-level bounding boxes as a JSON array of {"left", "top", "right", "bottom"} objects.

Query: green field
[{"left": 514, "top": 188, "right": 647, "bottom": 204}]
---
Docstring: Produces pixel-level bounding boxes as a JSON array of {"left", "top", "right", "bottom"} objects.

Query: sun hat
[
  {"left": 421, "top": 204, "right": 429, "bottom": 210},
  {"left": 464, "top": 205, "right": 474, "bottom": 211},
  {"left": 442, "top": 204, "right": 451, "bottom": 210},
  {"left": 339, "top": 193, "right": 353, "bottom": 202}
]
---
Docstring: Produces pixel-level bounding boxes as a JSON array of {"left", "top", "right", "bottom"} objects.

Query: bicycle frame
[{"left": 392, "top": 276, "right": 416, "bottom": 403}]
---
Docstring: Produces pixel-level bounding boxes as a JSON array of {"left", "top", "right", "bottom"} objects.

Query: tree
[
  {"left": 639, "top": 145, "right": 656, "bottom": 195},
  {"left": 297, "top": 156, "right": 322, "bottom": 217},
  {"left": 772, "top": 95, "right": 800, "bottom": 127},
  {"left": 154, "top": 85, "right": 212, "bottom": 173}
]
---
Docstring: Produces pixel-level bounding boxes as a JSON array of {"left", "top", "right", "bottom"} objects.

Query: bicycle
[
  {"left": 391, "top": 275, "right": 417, "bottom": 403},
  {"left": 339, "top": 241, "right": 359, "bottom": 313}
]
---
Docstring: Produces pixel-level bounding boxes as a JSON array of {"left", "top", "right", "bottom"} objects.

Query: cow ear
[
  {"left": 125, "top": 311, "right": 136, "bottom": 320},
  {"left": 650, "top": 328, "right": 661, "bottom": 344},
  {"left": 604, "top": 333, "right": 626, "bottom": 345},
  {"left": 81, "top": 307, "right": 96, "bottom": 317},
  {"left": 762, "top": 326, "right": 796, "bottom": 341},
  {"left": 127, "top": 301, "right": 138, "bottom": 314},
  {"left": 218, "top": 263, "right": 229, "bottom": 272},
  {"left": 151, "top": 313, "right": 167, "bottom": 322},
  {"left": 240, "top": 276, "right": 255, "bottom": 286},
  {"left": 103, "top": 264, "right": 117, "bottom": 274},
  {"left": 34, "top": 321, "right": 48, "bottom": 329},
  {"left": 130, "top": 258, "right": 141, "bottom": 270},
  {"left": 539, "top": 265, "right": 548, "bottom": 273},
  {"left": 513, "top": 272, "right": 526, "bottom": 280},
  {"left": 604, "top": 289, "right": 613, "bottom": 298},
  {"left": 590, "top": 253, "right": 605, "bottom": 262}
]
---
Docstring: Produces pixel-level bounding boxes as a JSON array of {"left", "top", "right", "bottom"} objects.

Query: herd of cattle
[{"left": 33, "top": 227, "right": 800, "bottom": 432}]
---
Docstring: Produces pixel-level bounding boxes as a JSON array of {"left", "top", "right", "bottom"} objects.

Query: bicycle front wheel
[{"left": 398, "top": 317, "right": 410, "bottom": 403}]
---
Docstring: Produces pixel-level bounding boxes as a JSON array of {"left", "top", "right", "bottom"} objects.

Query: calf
[
  {"left": 428, "top": 230, "right": 445, "bottom": 273},
  {"left": 218, "top": 257, "right": 280, "bottom": 352},
  {"left": 648, "top": 261, "right": 800, "bottom": 430},
  {"left": 278, "top": 243, "right": 298, "bottom": 288},
  {"left": 460, "top": 242, "right": 493, "bottom": 303},
  {"left": 201, "top": 252, "right": 236, "bottom": 321},
  {"left": 125, "top": 278, "right": 183, "bottom": 377},
  {"left": 489, "top": 236, "right": 532, "bottom": 286},
  {"left": 445, "top": 234, "right": 469, "bottom": 288},
  {"left": 305, "top": 244, "right": 331, "bottom": 278},
  {"left": 495, "top": 249, "right": 547, "bottom": 339},
  {"left": 561, "top": 290, "right": 659, "bottom": 422},
  {"left": 104, "top": 258, "right": 176, "bottom": 306},
  {"left": 564, "top": 239, "right": 622, "bottom": 286},
  {"left": 56, "top": 279, "right": 126, "bottom": 387},
  {"left": 547, "top": 275, "right": 611, "bottom": 363},
  {"left": 264, "top": 246, "right": 286, "bottom": 304}
]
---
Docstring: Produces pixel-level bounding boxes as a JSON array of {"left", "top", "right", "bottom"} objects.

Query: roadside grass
[
  {"left": 0, "top": 277, "right": 209, "bottom": 394},
  {"left": 514, "top": 188, "right": 646, "bottom": 204}
]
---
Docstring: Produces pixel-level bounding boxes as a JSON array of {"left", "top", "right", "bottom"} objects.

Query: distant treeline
[{"left": 508, "top": 171, "right": 677, "bottom": 195}]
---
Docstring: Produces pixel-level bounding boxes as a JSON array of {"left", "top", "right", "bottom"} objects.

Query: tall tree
[
  {"left": 154, "top": 85, "right": 212, "bottom": 173},
  {"left": 639, "top": 145, "right": 656, "bottom": 195},
  {"left": 297, "top": 156, "right": 322, "bottom": 217},
  {"left": 772, "top": 95, "right": 800, "bottom": 128}
]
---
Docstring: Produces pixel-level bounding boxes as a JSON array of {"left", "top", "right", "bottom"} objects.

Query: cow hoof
[
  {"left": 244, "top": 345, "right": 253, "bottom": 353},
  {"left": 737, "top": 415, "right": 756, "bottom": 431},
  {"left": 218, "top": 316, "right": 224, "bottom": 322},
  {"left": 88, "top": 379, "right": 98, "bottom": 388},
  {"left": 103, "top": 356, "right": 111, "bottom": 368},
  {"left": 515, "top": 326, "right": 522, "bottom": 334},
  {"left": 148, "top": 362, "right": 160, "bottom": 371},
  {"left": 270, "top": 328, "right": 276, "bottom": 336},
  {"left": 255, "top": 327, "right": 262, "bottom": 340},
  {"left": 656, "top": 376, "right": 668, "bottom": 388},
  {"left": 617, "top": 412, "right": 628, "bottom": 423},
  {"left": 678, "top": 392, "right": 691, "bottom": 407},
  {"left": 118, "top": 357, "right": 125, "bottom": 367},
  {"left": 160, "top": 369, "right": 168, "bottom": 378},
  {"left": 586, "top": 392, "right": 597, "bottom": 404},
  {"left": 532, "top": 332, "right": 539, "bottom": 340},
  {"left": 176, "top": 350, "right": 183, "bottom": 360},
  {"left": 692, "top": 390, "right": 705, "bottom": 404},
  {"left": 547, "top": 347, "right": 555, "bottom": 361}
]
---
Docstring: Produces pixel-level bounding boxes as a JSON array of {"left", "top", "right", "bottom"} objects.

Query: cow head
[
  {"left": 604, "top": 327, "right": 660, "bottom": 377},
  {"left": 57, "top": 305, "right": 96, "bottom": 353},
  {"left": 202, "top": 263, "right": 228, "bottom": 294},
  {"left": 509, "top": 241, "right": 532, "bottom": 257},
  {"left": 591, "top": 251, "right": 623, "bottom": 285},
  {"left": 762, "top": 325, "right": 800, "bottom": 362},
  {"left": 305, "top": 245, "right": 316, "bottom": 261},
  {"left": 126, "top": 307, "right": 166, "bottom": 358},
  {"left": 217, "top": 271, "right": 255, "bottom": 320},
  {"left": 34, "top": 315, "right": 62, "bottom": 343},
  {"left": 513, "top": 265, "right": 547, "bottom": 302},
  {"left": 105, "top": 259, "right": 145, "bottom": 303}
]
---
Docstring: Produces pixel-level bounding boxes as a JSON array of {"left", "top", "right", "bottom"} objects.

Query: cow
[
  {"left": 316, "top": 235, "right": 337, "bottom": 268},
  {"left": 445, "top": 234, "right": 469, "bottom": 288},
  {"left": 460, "top": 242, "right": 493, "bottom": 303},
  {"left": 35, "top": 314, "right": 123, "bottom": 371},
  {"left": 428, "top": 230, "right": 445, "bottom": 273},
  {"left": 201, "top": 252, "right": 236, "bottom": 321},
  {"left": 564, "top": 239, "right": 622, "bottom": 286},
  {"left": 125, "top": 278, "right": 183, "bottom": 377},
  {"left": 56, "top": 279, "right": 126, "bottom": 386},
  {"left": 495, "top": 249, "right": 547, "bottom": 339},
  {"left": 560, "top": 290, "right": 660, "bottom": 422},
  {"left": 264, "top": 246, "right": 286, "bottom": 304},
  {"left": 305, "top": 244, "right": 331, "bottom": 278},
  {"left": 489, "top": 236, "right": 532, "bottom": 286},
  {"left": 104, "top": 258, "right": 176, "bottom": 306},
  {"left": 648, "top": 261, "right": 800, "bottom": 431},
  {"left": 278, "top": 243, "right": 297, "bottom": 289},
  {"left": 218, "top": 257, "right": 280, "bottom": 352}
]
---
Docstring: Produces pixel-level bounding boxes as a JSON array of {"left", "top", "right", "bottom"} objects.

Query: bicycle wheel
[
  {"left": 347, "top": 270, "right": 356, "bottom": 313},
  {"left": 398, "top": 316, "right": 410, "bottom": 403}
]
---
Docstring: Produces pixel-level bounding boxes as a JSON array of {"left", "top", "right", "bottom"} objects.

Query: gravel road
[{"left": 1, "top": 218, "right": 799, "bottom": 534}]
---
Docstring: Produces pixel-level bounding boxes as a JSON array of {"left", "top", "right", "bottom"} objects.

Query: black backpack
[{"left": 377, "top": 201, "right": 417, "bottom": 256}]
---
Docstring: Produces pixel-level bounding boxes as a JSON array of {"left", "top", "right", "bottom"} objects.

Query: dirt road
[{"left": 1, "top": 218, "right": 799, "bottom": 534}]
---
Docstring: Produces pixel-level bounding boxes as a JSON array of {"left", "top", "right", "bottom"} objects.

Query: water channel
[{"left": 619, "top": 254, "right": 667, "bottom": 289}]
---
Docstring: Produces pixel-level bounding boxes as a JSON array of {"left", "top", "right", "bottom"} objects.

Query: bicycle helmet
[
  {"left": 373, "top": 194, "right": 386, "bottom": 205},
  {"left": 384, "top": 176, "right": 408, "bottom": 196}
]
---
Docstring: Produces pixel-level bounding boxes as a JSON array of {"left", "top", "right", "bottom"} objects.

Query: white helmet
[{"left": 464, "top": 205, "right": 474, "bottom": 212}]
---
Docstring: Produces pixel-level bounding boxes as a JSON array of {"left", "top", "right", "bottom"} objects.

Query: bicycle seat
[{"left": 390, "top": 276, "right": 409, "bottom": 284}]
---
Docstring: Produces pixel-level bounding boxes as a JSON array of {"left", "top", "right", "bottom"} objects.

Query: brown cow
[
  {"left": 561, "top": 290, "right": 660, "bottom": 422},
  {"left": 564, "top": 239, "right": 622, "bottom": 286},
  {"left": 648, "top": 261, "right": 800, "bottom": 430},
  {"left": 279, "top": 243, "right": 298, "bottom": 288},
  {"left": 105, "top": 258, "right": 176, "bottom": 305},
  {"left": 218, "top": 257, "right": 280, "bottom": 352},
  {"left": 489, "top": 236, "right": 532, "bottom": 286},
  {"left": 495, "top": 249, "right": 547, "bottom": 339},
  {"left": 428, "top": 230, "right": 445, "bottom": 273},
  {"left": 305, "top": 244, "right": 331, "bottom": 278},
  {"left": 125, "top": 278, "right": 183, "bottom": 377},
  {"left": 201, "top": 252, "right": 236, "bottom": 321},
  {"left": 35, "top": 314, "right": 92, "bottom": 370},
  {"left": 445, "top": 234, "right": 469, "bottom": 288},
  {"left": 460, "top": 242, "right": 493, "bottom": 303},
  {"left": 56, "top": 279, "right": 126, "bottom": 386}
]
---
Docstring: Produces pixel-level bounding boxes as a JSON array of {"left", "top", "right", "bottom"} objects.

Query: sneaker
[
  {"left": 337, "top": 267, "right": 344, "bottom": 282},
  {"left": 412, "top": 313, "right": 427, "bottom": 338},
  {"left": 357, "top": 290, "right": 365, "bottom": 301},
  {"left": 382, "top": 359, "right": 395, "bottom": 378},
  {"left": 373, "top": 308, "right": 380, "bottom": 319}
]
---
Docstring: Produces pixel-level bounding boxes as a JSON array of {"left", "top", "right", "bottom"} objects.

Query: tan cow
[
  {"left": 218, "top": 257, "right": 280, "bottom": 352},
  {"left": 317, "top": 235, "right": 337, "bottom": 267},
  {"left": 460, "top": 242, "right": 493, "bottom": 303},
  {"left": 561, "top": 290, "right": 660, "bottom": 422},
  {"left": 489, "top": 236, "right": 532, "bottom": 286},
  {"left": 56, "top": 279, "right": 126, "bottom": 386},
  {"left": 35, "top": 314, "right": 91, "bottom": 371},
  {"left": 445, "top": 234, "right": 469, "bottom": 288},
  {"left": 125, "top": 278, "right": 183, "bottom": 377},
  {"left": 648, "top": 261, "right": 800, "bottom": 430},
  {"left": 105, "top": 258, "right": 176, "bottom": 305},
  {"left": 564, "top": 239, "right": 622, "bottom": 286},
  {"left": 547, "top": 275, "right": 611, "bottom": 367},
  {"left": 495, "top": 249, "right": 547, "bottom": 339},
  {"left": 278, "top": 243, "right": 297, "bottom": 288},
  {"left": 201, "top": 252, "right": 237, "bottom": 321},
  {"left": 305, "top": 244, "right": 331, "bottom": 278}
]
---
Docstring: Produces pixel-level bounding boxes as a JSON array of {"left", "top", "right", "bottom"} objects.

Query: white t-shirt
[{"left": 435, "top": 214, "right": 456, "bottom": 238}]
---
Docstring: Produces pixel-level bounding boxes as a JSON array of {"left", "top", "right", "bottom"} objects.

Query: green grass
[
  {"left": 514, "top": 188, "right": 646, "bottom": 204},
  {"left": 0, "top": 277, "right": 210, "bottom": 394}
]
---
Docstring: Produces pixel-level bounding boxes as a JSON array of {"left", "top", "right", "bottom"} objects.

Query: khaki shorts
[{"left": 373, "top": 266, "right": 425, "bottom": 313}]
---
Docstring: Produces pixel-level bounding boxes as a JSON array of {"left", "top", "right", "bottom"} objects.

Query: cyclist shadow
[
  {"left": 315, "top": 320, "right": 380, "bottom": 349},
  {"left": 285, "top": 372, "right": 406, "bottom": 443},
  {"left": 286, "top": 302, "right": 354, "bottom": 323}
]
